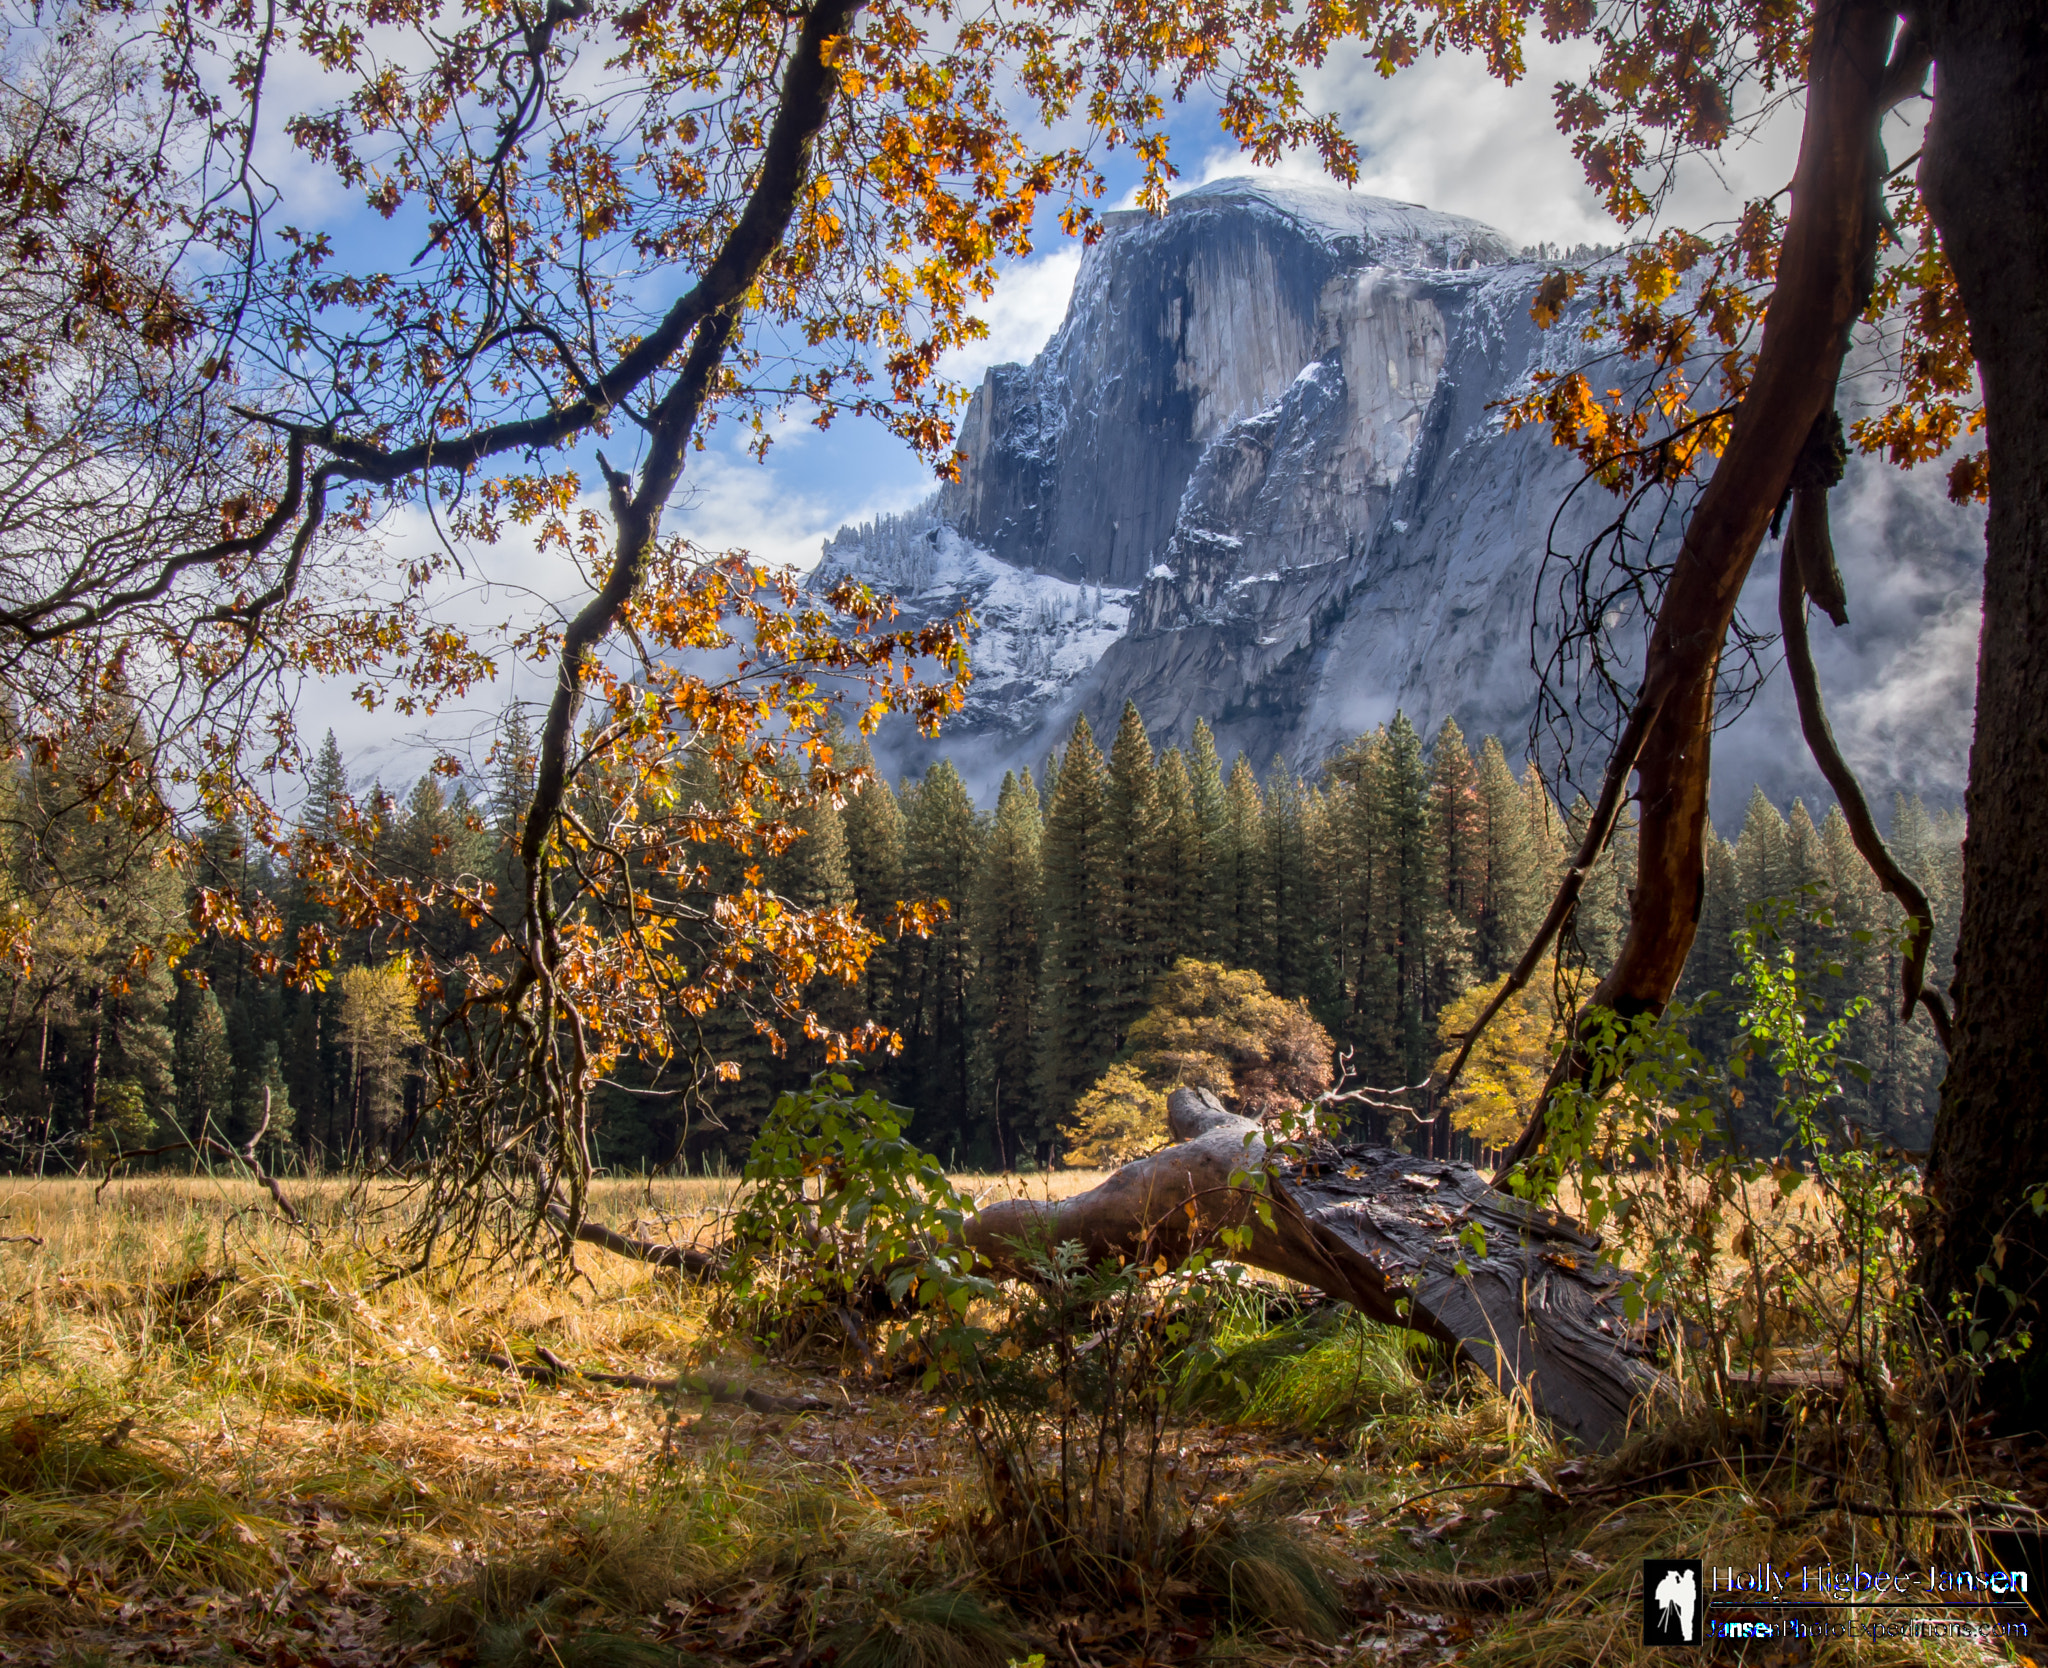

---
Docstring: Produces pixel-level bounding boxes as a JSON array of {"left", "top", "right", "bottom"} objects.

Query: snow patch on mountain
[{"left": 814, "top": 511, "right": 1133, "bottom": 738}]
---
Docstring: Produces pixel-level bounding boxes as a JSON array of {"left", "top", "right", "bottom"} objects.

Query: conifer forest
[{"left": 2, "top": 701, "right": 1961, "bottom": 1180}]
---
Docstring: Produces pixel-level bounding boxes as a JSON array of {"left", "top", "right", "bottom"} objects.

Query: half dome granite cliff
[{"left": 816, "top": 178, "right": 1983, "bottom": 817}]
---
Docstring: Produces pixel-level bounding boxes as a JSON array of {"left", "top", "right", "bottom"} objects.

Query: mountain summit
[{"left": 817, "top": 178, "right": 1983, "bottom": 816}]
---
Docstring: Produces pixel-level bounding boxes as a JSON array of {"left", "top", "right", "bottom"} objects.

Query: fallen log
[{"left": 965, "top": 1088, "right": 1669, "bottom": 1451}]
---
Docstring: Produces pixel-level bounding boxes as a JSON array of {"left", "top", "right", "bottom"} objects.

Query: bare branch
[{"left": 1778, "top": 490, "right": 1953, "bottom": 1051}]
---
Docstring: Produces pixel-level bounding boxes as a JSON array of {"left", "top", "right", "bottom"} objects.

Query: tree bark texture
[
  {"left": 1916, "top": 0, "right": 2048, "bottom": 1428},
  {"left": 1495, "top": 0, "right": 1895, "bottom": 1173},
  {"left": 967, "top": 1090, "right": 1668, "bottom": 1451}
]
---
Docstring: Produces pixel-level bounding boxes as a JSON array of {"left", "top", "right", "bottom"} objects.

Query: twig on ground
[
  {"left": 92, "top": 1090, "right": 306, "bottom": 1232},
  {"left": 479, "top": 1345, "right": 830, "bottom": 1414}
]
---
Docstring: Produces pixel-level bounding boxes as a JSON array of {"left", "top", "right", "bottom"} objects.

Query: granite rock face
[{"left": 815, "top": 177, "right": 1984, "bottom": 819}]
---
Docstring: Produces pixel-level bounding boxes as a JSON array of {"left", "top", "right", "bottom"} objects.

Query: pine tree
[
  {"left": 772, "top": 769, "right": 855, "bottom": 914},
  {"left": 1819, "top": 803, "right": 1900, "bottom": 1139},
  {"left": 1522, "top": 762, "right": 1568, "bottom": 888},
  {"left": 970, "top": 770, "right": 1043, "bottom": 1167},
  {"left": 1145, "top": 749, "right": 1207, "bottom": 978},
  {"left": 840, "top": 734, "right": 907, "bottom": 1022},
  {"left": 1893, "top": 794, "right": 1964, "bottom": 995},
  {"left": 1677, "top": 825, "right": 1745, "bottom": 1004},
  {"left": 395, "top": 775, "right": 479, "bottom": 914},
  {"left": 287, "top": 732, "right": 352, "bottom": 1157},
  {"left": 1474, "top": 737, "right": 1541, "bottom": 978},
  {"left": 1035, "top": 713, "right": 1115, "bottom": 1146},
  {"left": 1333, "top": 729, "right": 1398, "bottom": 1096},
  {"left": 897, "top": 760, "right": 981, "bottom": 1153},
  {"left": 1566, "top": 794, "right": 1634, "bottom": 976},
  {"left": 1102, "top": 702, "right": 1161, "bottom": 1045},
  {"left": 1264, "top": 760, "right": 1330, "bottom": 1007},
  {"left": 238, "top": 1038, "right": 296, "bottom": 1154},
  {"left": 1215, "top": 756, "right": 1271, "bottom": 971},
  {"left": 1782, "top": 798, "right": 1834, "bottom": 976},
  {"left": 1188, "top": 719, "right": 1229, "bottom": 929},
  {"left": 487, "top": 704, "right": 538, "bottom": 892},
  {"left": 1311, "top": 767, "right": 1357, "bottom": 1017},
  {"left": 305, "top": 730, "right": 349, "bottom": 842},
  {"left": 1429, "top": 718, "right": 1486, "bottom": 936},
  {"left": 775, "top": 759, "right": 863, "bottom": 1072},
  {"left": 1381, "top": 714, "right": 1448, "bottom": 1087},
  {"left": 173, "top": 984, "right": 235, "bottom": 1139},
  {"left": 1735, "top": 787, "right": 1793, "bottom": 910},
  {"left": 283, "top": 992, "right": 330, "bottom": 1163},
  {"left": 1037, "top": 746, "right": 1062, "bottom": 820}
]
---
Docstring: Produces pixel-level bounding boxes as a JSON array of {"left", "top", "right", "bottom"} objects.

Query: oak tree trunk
[
  {"left": 1916, "top": 0, "right": 2048, "bottom": 1430},
  {"left": 1495, "top": 0, "right": 1893, "bottom": 1171}
]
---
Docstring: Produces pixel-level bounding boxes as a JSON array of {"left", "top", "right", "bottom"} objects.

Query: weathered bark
[
  {"left": 1915, "top": 0, "right": 2048, "bottom": 1429},
  {"left": 967, "top": 1089, "right": 1668, "bottom": 1450},
  {"left": 1493, "top": 0, "right": 1895, "bottom": 1175}
]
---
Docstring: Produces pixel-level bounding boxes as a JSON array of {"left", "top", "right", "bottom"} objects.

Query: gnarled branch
[{"left": 1779, "top": 491, "right": 1954, "bottom": 1050}]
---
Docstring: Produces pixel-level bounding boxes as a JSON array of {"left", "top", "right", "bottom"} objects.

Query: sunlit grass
[{"left": 0, "top": 1171, "right": 1989, "bottom": 1666}]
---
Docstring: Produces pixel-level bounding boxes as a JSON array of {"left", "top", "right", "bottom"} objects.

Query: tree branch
[
  {"left": 1779, "top": 492, "right": 1953, "bottom": 1049},
  {"left": 1491, "top": 0, "right": 1897, "bottom": 1181},
  {"left": 90, "top": 1090, "right": 305, "bottom": 1228}
]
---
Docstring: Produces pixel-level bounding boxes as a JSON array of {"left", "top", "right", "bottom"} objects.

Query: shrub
[
  {"left": 1059, "top": 1063, "right": 1164, "bottom": 1168},
  {"left": 941, "top": 1237, "right": 1344, "bottom": 1632},
  {"left": 721, "top": 1072, "right": 989, "bottom": 1361},
  {"left": 1059, "top": 960, "right": 1333, "bottom": 1165},
  {"left": 1509, "top": 899, "right": 1941, "bottom": 1462}
]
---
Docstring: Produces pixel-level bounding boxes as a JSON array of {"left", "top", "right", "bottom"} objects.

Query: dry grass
[
  {"left": 0, "top": 1172, "right": 2014, "bottom": 1667},
  {"left": 0, "top": 1169, "right": 1129, "bottom": 1665}
]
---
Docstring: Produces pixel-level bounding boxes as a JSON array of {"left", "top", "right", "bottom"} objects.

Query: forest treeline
[{"left": 0, "top": 704, "right": 1960, "bottom": 1174}]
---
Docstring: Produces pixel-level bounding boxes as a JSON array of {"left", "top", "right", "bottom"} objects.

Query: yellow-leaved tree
[
  {"left": 1062, "top": 961, "right": 1332, "bottom": 1167},
  {"left": 1432, "top": 975, "right": 1562, "bottom": 1150},
  {"left": 333, "top": 960, "right": 426, "bottom": 1165},
  {"left": 0, "top": 0, "right": 1391, "bottom": 1260}
]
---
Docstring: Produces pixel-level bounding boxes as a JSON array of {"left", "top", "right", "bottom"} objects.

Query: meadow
[{"left": 0, "top": 1173, "right": 2022, "bottom": 1667}]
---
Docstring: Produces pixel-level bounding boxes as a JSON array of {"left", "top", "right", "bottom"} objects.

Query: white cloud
[
  {"left": 1182, "top": 35, "right": 1864, "bottom": 252},
  {"left": 670, "top": 433, "right": 930, "bottom": 573},
  {"left": 1219, "top": 40, "right": 1615, "bottom": 247},
  {"left": 937, "top": 245, "right": 1086, "bottom": 388},
  {"left": 1833, "top": 595, "right": 1980, "bottom": 796}
]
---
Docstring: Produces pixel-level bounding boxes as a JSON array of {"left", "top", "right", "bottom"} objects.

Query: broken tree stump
[{"left": 965, "top": 1088, "right": 1669, "bottom": 1450}]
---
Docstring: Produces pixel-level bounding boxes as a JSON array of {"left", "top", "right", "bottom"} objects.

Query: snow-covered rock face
[
  {"left": 932, "top": 180, "right": 1511, "bottom": 592},
  {"left": 813, "top": 516, "right": 1131, "bottom": 737},
  {"left": 817, "top": 177, "right": 1984, "bottom": 817}
]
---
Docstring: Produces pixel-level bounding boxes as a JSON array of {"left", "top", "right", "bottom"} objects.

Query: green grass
[
  {"left": 824, "top": 1588, "right": 1023, "bottom": 1668},
  {"left": 1180, "top": 1298, "right": 1438, "bottom": 1432}
]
